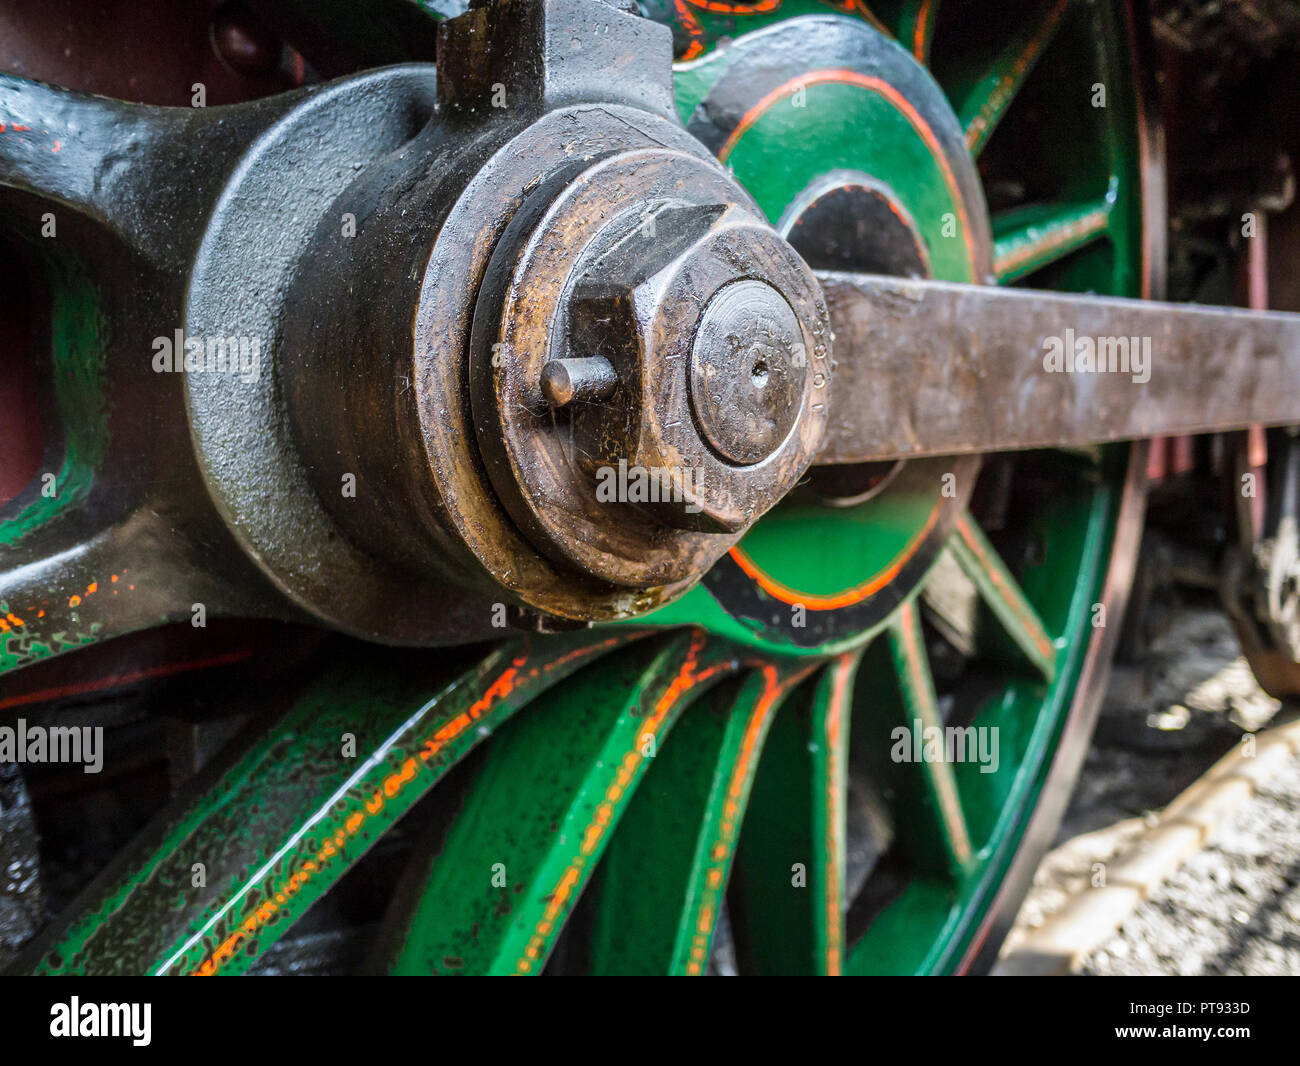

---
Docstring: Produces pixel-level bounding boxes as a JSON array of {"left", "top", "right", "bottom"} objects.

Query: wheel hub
[
  {"left": 469, "top": 155, "right": 829, "bottom": 578},
  {"left": 198, "top": 0, "right": 832, "bottom": 635}
]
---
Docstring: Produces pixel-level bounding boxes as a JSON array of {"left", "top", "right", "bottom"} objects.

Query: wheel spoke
[
  {"left": 0, "top": 73, "right": 295, "bottom": 269},
  {"left": 381, "top": 631, "right": 735, "bottom": 975},
  {"left": 0, "top": 75, "right": 162, "bottom": 253},
  {"left": 956, "top": 0, "right": 1071, "bottom": 157},
  {"left": 581, "top": 663, "right": 808, "bottom": 975},
  {"left": 951, "top": 512, "right": 1059, "bottom": 680},
  {"left": 727, "top": 654, "right": 860, "bottom": 975},
  {"left": 993, "top": 197, "right": 1113, "bottom": 282},
  {"left": 14, "top": 630, "right": 632, "bottom": 976},
  {"left": 0, "top": 509, "right": 286, "bottom": 676},
  {"left": 888, "top": 600, "right": 974, "bottom": 875},
  {"left": 810, "top": 653, "right": 858, "bottom": 975},
  {"left": 949, "top": 677, "right": 1053, "bottom": 850},
  {"left": 898, "top": 0, "right": 940, "bottom": 65}
]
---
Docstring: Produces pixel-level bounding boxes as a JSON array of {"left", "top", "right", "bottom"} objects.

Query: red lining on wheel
[
  {"left": 717, "top": 69, "right": 979, "bottom": 279},
  {"left": 727, "top": 497, "right": 944, "bottom": 609}
]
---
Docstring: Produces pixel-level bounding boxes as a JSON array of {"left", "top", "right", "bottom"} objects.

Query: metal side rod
[{"left": 818, "top": 272, "right": 1300, "bottom": 464}]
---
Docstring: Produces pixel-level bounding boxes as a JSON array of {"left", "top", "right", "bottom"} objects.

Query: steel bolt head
[
  {"left": 563, "top": 202, "right": 828, "bottom": 534},
  {"left": 469, "top": 142, "right": 831, "bottom": 590}
]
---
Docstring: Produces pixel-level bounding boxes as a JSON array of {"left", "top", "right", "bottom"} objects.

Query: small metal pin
[{"left": 540, "top": 356, "right": 618, "bottom": 407}]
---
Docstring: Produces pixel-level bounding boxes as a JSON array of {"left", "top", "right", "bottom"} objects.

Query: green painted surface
[
  {"left": 728, "top": 677, "right": 821, "bottom": 974},
  {"left": 647, "top": 0, "right": 891, "bottom": 61},
  {"left": 387, "top": 631, "right": 735, "bottom": 974},
  {"left": 0, "top": 251, "right": 110, "bottom": 547},
  {"left": 951, "top": 515, "right": 1059, "bottom": 681},
  {"left": 653, "top": 10, "right": 981, "bottom": 650},
  {"left": 672, "top": 50, "right": 727, "bottom": 122},
  {"left": 584, "top": 663, "right": 813, "bottom": 974},
  {"left": 844, "top": 877, "right": 954, "bottom": 976},
  {"left": 1, "top": 249, "right": 113, "bottom": 672},
  {"left": 24, "top": 631, "right": 634, "bottom": 975},
  {"left": 733, "top": 485, "right": 939, "bottom": 600},
  {"left": 896, "top": 0, "right": 940, "bottom": 64},
  {"left": 725, "top": 80, "right": 976, "bottom": 280},
  {"left": 663, "top": 2, "right": 1143, "bottom": 969},
  {"left": 951, "top": 0, "right": 1071, "bottom": 157},
  {"left": 0, "top": 618, "right": 99, "bottom": 675},
  {"left": 889, "top": 600, "right": 976, "bottom": 875},
  {"left": 843, "top": 461, "right": 1120, "bottom": 974},
  {"left": 729, "top": 655, "right": 856, "bottom": 974},
  {"left": 993, "top": 195, "right": 1115, "bottom": 283}
]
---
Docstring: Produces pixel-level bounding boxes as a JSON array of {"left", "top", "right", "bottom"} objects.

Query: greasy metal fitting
[
  {"left": 469, "top": 150, "right": 830, "bottom": 588},
  {"left": 266, "top": 0, "right": 831, "bottom": 633},
  {"left": 564, "top": 206, "right": 824, "bottom": 527}
]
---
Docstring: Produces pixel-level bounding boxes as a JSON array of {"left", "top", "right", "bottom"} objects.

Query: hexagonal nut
[
  {"left": 436, "top": 0, "right": 675, "bottom": 121},
  {"left": 565, "top": 201, "right": 831, "bottom": 535}
]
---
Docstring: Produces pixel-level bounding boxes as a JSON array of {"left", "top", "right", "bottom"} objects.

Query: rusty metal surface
[
  {"left": 280, "top": 0, "right": 831, "bottom": 624},
  {"left": 471, "top": 179, "right": 829, "bottom": 581},
  {"left": 818, "top": 272, "right": 1300, "bottom": 464}
]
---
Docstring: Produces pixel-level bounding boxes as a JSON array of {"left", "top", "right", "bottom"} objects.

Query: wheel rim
[{"left": 2, "top": 0, "right": 1158, "bottom": 976}]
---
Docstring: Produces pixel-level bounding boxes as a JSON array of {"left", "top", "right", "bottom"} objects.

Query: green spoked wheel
[{"left": 2, "top": 0, "right": 1159, "bottom": 975}]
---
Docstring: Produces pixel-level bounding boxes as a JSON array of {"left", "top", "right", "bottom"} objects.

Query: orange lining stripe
[
  {"left": 896, "top": 602, "right": 971, "bottom": 864},
  {"left": 719, "top": 70, "right": 979, "bottom": 280},
  {"left": 822, "top": 655, "right": 854, "bottom": 975},
  {"left": 0, "top": 649, "right": 254, "bottom": 711},
  {"left": 993, "top": 207, "right": 1109, "bottom": 278},
  {"left": 674, "top": 0, "right": 890, "bottom": 61},
  {"left": 515, "top": 631, "right": 728, "bottom": 973},
  {"left": 912, "top": 0, "right": 937, "bottom": 62},
  {"left": 963, "top": 0, "right": 1069, "bottom": 153},
  {"left": 684, "top": 663, "right": 794, "bottom": 974},
  {"left": 190, "top": 637, "right": 620, "bottom": 975},
  {"left": 673, "top": 0, "right": 783, "bottom": 61},
  {"left": 728, "top": 497, "right": 944, "bottom": 609}
]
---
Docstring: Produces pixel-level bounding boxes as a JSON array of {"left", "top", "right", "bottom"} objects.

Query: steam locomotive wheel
[{"left": 0, "top": 0, "right": 1158, "bottom": 975}]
